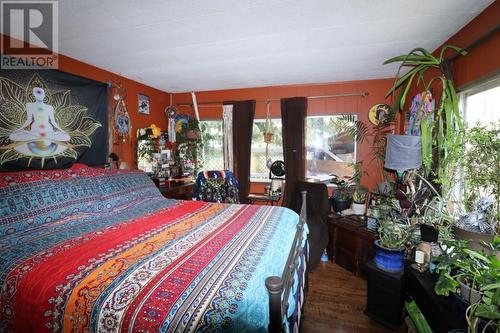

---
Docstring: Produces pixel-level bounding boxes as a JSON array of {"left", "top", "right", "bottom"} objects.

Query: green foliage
[
  {"left": 384, "top": 45, "right": 467, "bottom": 193},
  {"left": 352, "top": 188, "right": 367, "bottom": 204},
  {"left": 330, "top": 114, "right": 369, "bottom": 143},
  {"left": 377, "top": 218, "right": 412, "bottom": 250},
  {"left": 461, "top": 122, "right": 500, "bottom": 219},
  {"left": 434, "top": 236, "right": 500, "bottom": 331}
]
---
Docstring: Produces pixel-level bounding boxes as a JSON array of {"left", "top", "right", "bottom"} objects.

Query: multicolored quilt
[{"left": 0, "top": 165, "right": 303, "bottom": 332}]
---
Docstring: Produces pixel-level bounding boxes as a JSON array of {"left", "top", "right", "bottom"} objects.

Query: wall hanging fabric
[{"left": 0, "top": 69, "right": 108, "bottom": 170}]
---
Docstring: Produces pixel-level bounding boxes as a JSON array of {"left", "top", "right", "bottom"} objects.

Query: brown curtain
[
  {"left": 281, "top": 97, "right": 307, "bottom": 207},
  {"left": 225, "top": 100, "right": 255, "bottom": 204}
]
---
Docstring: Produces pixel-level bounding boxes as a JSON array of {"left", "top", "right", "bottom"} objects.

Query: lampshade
[{"left": 384, "top": 135, "right": 422, "bottom": 171}]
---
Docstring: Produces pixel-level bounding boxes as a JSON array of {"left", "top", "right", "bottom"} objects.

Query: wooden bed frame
[{"left": 266, "top": 190, "right": 308, "bottom": 332}]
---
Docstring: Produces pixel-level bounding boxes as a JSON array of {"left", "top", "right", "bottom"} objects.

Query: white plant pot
[{"left": 352, "top": 202, "right": 366, "bottom": 215}]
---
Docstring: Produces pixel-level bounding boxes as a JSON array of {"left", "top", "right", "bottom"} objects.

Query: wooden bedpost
[{"left": 266, "top": 191, "right": 307, "bottom": 333}]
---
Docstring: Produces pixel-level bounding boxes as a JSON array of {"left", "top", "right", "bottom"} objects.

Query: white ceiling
[{"left": 54, "top": 0, "right": 493, "bottom": 92}]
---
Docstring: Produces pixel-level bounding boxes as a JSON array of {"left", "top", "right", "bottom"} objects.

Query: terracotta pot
[
  {"left": 453, "top": 226, "right": 494, "bottom": 252},
  {"left": 263, "top": 132, "right": 273, "bottom": 143},
  {"left": 186, "top": 130, "right": 200, "bottom": 139}
]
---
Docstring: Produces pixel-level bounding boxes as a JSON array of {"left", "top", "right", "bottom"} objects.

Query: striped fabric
[{"left": 0, "top": 166, "right": 303, "bottom": 332}]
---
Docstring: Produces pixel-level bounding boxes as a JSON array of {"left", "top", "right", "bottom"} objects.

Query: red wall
[
  {"left": 1, "top": 34, "right": 171, "bottom": 168},
  {"left": 445, "top": 1, "right": 500, "bottom": 88},
  {"left": 173, "top": 79, "right": 396, "bottom": 193}
]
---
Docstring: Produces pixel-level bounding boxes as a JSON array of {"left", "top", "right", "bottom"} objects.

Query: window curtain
[
  {"left": 281, "top": 97, "right": 307, "bottom": 207},
  {"left": 224, "top": 100, "right": 255, "bottom": 204},
  {"left": 222, "top": 104, "right": 234, "bottom": 171}
]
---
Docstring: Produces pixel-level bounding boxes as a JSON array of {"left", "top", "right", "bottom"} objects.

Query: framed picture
[{"left": 138, "top": 94, "right": 150, "bottom": 115}]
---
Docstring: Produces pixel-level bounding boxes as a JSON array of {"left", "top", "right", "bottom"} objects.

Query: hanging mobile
[
  {"left": 112, "top": 82, "right": 131, "bottom": 142},
  {"left": 165, "top": 94, "right": 178, "bottom": 143}
]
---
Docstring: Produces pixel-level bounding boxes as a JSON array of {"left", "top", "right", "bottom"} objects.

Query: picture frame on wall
[{"left": 138, "top": 94, "right": 150, "bottom": 114}]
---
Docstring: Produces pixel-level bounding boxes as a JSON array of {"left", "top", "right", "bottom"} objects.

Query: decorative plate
[{"left": 368, "top": 103, "right": 391, "bottom": 125}]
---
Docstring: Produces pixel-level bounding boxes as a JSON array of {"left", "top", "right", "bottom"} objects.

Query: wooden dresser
[
  {"left": 327, "top": 214, "right": 377, "bottom": 279},
  {"left": 157, "top": 182, "right": 195, "bottom": 200}
]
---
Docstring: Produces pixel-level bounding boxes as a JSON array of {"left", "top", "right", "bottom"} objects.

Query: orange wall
[
  {"left": 444, "top": 1, "right": 500, "bottom": 88},
  {"left": 173, "top": 79, "right": 396, "bottom": 192},
  {"left": 57, "top": 55, "right": 170, "bottom": 168},
  {"left": 1, "top": 34, "right": 171, "bottom": 168}
]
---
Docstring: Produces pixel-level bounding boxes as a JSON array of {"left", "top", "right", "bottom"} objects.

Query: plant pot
[
  {"left": 351, "top": 202, "right": 366, "bottom": 215},
  {"left": 186, "top": 130, "right": 200, "bottom": 139},
  {"left": 453, "top": 226, "right": 494, "bottom": 253},
  {"left": 420, "top": 224, "right": 439, "bottom": 243},
  {"left": 458, "top": 279, "right": 482, "bottom": 304},
  {"left": 263, "top": 132, "right": 273, "bottom": 143},
  {"left": 373, "top": 240, "right": 405, "bottom": 273},
  {"left": 331, "top": 197, "right": 351, "bottom": 213}
]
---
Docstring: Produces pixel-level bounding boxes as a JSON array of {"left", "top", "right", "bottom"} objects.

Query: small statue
[{"left": 457, "top": 197, "right": 497, "bottom": 234}]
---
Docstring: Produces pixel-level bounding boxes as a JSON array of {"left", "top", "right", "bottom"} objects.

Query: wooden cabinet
[
  {"left": 158, "top": 182, "right": 195, "bottom": 200},
  {"left": 327, "top": 214, "right": 377, "bottom": 279}
]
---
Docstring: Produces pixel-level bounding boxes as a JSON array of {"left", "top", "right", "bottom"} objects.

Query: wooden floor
[{"left": 302, "top": 261, "right": 401, "bottom": 333}]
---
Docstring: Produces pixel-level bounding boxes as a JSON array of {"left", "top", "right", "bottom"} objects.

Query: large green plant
[
  {"left": 462, "top": 122, "right": 500, "bottom": 219},
  {"left": 384, "top": 46, "right": 466, "bottom": 193},
  {"left": 434, "top": 237, "right": 500, "bottom": 332}
]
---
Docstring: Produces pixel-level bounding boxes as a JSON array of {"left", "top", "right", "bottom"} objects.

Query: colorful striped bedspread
[{"left": 0, "top": 166, "right": 302, "bottom": 332}]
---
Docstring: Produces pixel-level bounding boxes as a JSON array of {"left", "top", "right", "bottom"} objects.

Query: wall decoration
[
  {"left": 175, "top": 114, "right": 189, "bottom": 133},
  {"left": 368, "top": 103, "right": 391, "bottom": 125},
  {"left": 0, "top": 69, "right": 108, "bottom": 170},
  {"left": 138, "top": 93, "right": 150, "bottom": 114},
  {"left": 111, "top": 82, "right": 131, "bottom": 142}
]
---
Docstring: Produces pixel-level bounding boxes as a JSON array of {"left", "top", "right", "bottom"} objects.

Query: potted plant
[
  {"left": 330, "top": 179, "right": 353, "bottom": 213},
  {"left": 374, "top": 217, "right": 412, "bottom": 273},
  {"left": 454, "top": 122, "right": 499, "bottom": 248},
  {"left": 185, "top": 118, "right": 201, "bottom": 139},
  {"left": 384, "top": 45, "right": 466, "bottom": 195},
  {"left": 352, "top": 187, "right": 368, "bottom": 215},
  {"left": 434, "top": 236, "right": 500, "bottom": 332}
]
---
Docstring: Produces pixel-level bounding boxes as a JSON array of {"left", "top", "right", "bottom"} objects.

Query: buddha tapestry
[{"left": 0, "top": 69, "right": 108, "bottom": 170}]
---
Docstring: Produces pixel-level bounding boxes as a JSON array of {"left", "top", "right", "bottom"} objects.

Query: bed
[{"left": 0, "top": 165, "right": 308, "bottom": 333}]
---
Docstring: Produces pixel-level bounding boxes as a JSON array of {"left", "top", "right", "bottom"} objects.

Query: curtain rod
[
  {"left": 448, "top": 24, "right": 500, "bottom": 62},
  {"left": 176, "top": 91, "right": 368, "bottom": 107}
]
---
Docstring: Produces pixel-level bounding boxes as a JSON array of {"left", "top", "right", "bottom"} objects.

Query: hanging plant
[
  {"left": 384, "top": 45, "right": 467, "bottom": 193},
  {"left": 263, "top": 101, "right": 274, "bottom": 144}
]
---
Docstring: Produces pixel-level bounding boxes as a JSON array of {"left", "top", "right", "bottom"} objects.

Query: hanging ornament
[
  {"left": 165, "top": 94, "right": 178, "bottom": 143},
  {"left": 112, "top": 82, "right": 131, "bottom": 142}
]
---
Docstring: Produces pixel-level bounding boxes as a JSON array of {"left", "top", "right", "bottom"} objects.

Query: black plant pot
[
  {"left": 420, "top": 224, "right": 439, "bottom": 242},
  {"left": 331, "top": 197, "right": 351, "bottom": 213}
]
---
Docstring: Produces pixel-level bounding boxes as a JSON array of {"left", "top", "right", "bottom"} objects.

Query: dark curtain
[
  {"left": 225, "top": 100, "right": 255, "bottom": 203},
  {"left": 281, "top": 97, "right": 307, "bottom": 207}
]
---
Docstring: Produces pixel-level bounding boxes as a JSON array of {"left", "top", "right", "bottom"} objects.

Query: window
[
  {"left": 250, "top": 119, "right": 284, "bottom": 180},
  {"left": 199, "top": 120, "right": 224, "bottom": 171},
  {"left": 463, "top": 82, "right": 500, "bottom": 125},
  {"left": 305, "top": 115, "right": 357, "bottom": 181},
  {"left": 457, "top": 78, "right": 500, "bottom": 209}
]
